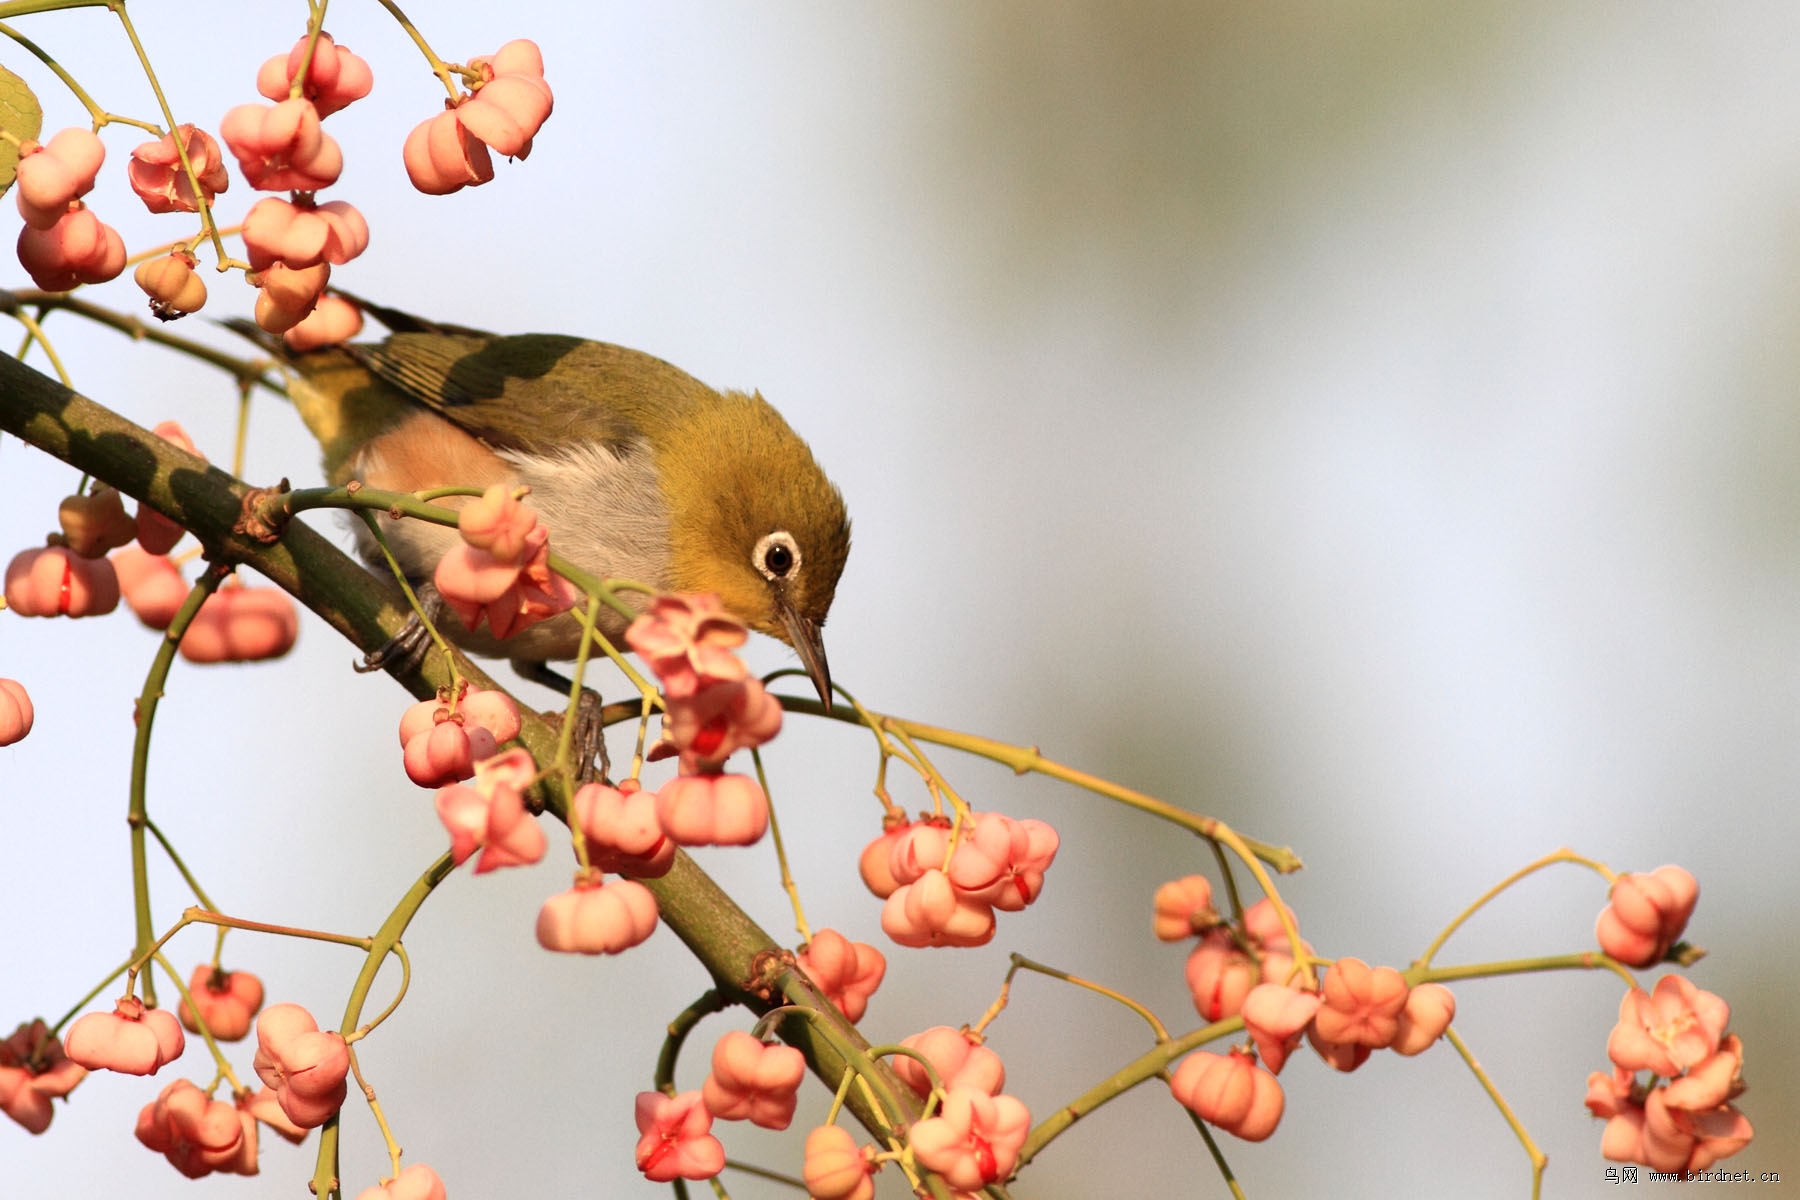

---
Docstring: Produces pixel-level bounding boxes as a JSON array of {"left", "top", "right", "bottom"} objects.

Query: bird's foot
[
  {"left": 512, "top": 658, "right": 610, "bottom": 784},
  {"left": 355, "top": 611, "right": 433, "bottom": 675},
  {"left": 356, "top": 584, "right": 445, "bottom": 676}
]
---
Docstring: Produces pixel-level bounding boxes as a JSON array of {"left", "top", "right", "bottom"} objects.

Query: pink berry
[
  {"left": 112, "top": 548, "right": 188, "bottom": 629},
  {"left": 241, "top": 196, "right": 368, "bottom": 271},
  {"left": 908, "top": 1087, "right": 1032, "bottom": 1190},
  {"left": 700, "top": 1030, "right": 805, "bottom": 1130},
  {"left": 0, "top": 1019, "right": 86, "bottom": 1134},
  {"left": 179, "top": 586, "right": 299, "bottom": 663},
  {"left": 0, "top": 679, "right": 33, "bottom": 747},
  {"left": 15, "top": 128, "right": 104, "bottom": 228},
  {"left": 633, "top": 1090, "right": 725, "bottom": 1183},
  {"left": 1152, "top": 874, "right": 1219, "bottom": 941},
  {"left": 177, "top": 965, "right": 264, "bottom": 1042},
  {"left": 220, "top": 99, "right": 342, "bottom": 191},
  {"left": 1596, "top": 865, "right": 1699, "bottom": 968},
  {"left": 891, "top": 1025, "right": 1005, "bottom": 1099},
  {"left": 282, "top": 293, "right": 364, "bottom": 350},
  {"left": 402, "top": 109, "right": 493, "bottom": 196},
  {"left": 4, "top": 546, "right": 120, "bottom": 617},
  {"left": 65, "top": 997, "right": 185, "bottom": 1076},
  {"left": 1240, "top": 983, "right": 1323, "bottom": 1075},
  {"left": 802, "top": 1125, "right": 876, "bottom": 1200},
  {"left": 127, "top": 125, "right": 229, "bottom": 215},
  {"left": 946, "top": 811, "right": 1058, "bottom": 911},
  {"left": 256, "top": 34, "right": 374, "bottom": 119},
  {"left": 1169, "top": 1049, "right": 1284, "bottom": 1142},
  {"left": 56, "top": 486, "right": 136, "bottom": 558},
  {"left": 134, "top": 252, "right": 208, "bottom": 319},
  {"left": 654, "top": 772, "right": 770, "bottom": 846},
  {"left": 573, "top": 781, "right": 674, "bottom": 877},
  {"left": 795, "top": 929, "right": 886, "bottom": 1023},
  {"left": 1312, "top": 957, "right": 1409, "bottom": 1049},
  {"left": 352, "top": 1163, "right": 448, "bottom": 1200},
  {"left": 252, "top": 1003, "right": 348, "bottom": 1129},
  {"left": 16, "top": 204, "right": 126, "bottom": 291},
  {"left": 536, "top": 877, "right": 659, "bottom": 955},
  {"left": 1390, "top": 982, "right": 1455, "bottom": 1056},
  {"left": 432, "top": 748, "right": 546, "bottom": 872},
  {"left": 880, "top": 868, "right": 995, "bottom": 949},
  {"left": 134, "top": 1078, "right": 253, "bottom": 1178}
]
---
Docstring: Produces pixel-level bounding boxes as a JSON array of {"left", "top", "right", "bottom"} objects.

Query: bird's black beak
[{"left": 777, "top": 593, "right": 832, "bottom": 712}]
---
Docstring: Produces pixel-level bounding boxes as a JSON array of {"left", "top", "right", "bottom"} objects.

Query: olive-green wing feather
[{"left": 347, "top": 333, "right": 723, "bottom": 458}]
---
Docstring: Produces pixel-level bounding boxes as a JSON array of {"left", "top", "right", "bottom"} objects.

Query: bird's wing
[
  {"left": 348, "top": 333, "right": 719, "bottom": 458},
  {"left": 223, "top": 298, "right": 723, "bottom": 458}
]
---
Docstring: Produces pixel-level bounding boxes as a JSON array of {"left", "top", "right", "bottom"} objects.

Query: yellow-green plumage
[{"left": 231, "top": 303, "right": 849, "bottom": 698}]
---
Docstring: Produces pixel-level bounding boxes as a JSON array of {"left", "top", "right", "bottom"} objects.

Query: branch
[{"left": 0, "top": 348, "right": 925, "bottom": 1155}]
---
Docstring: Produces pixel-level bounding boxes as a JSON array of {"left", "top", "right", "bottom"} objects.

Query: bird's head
[{"left": 655, "top": 391, "right": 850, "bottom": 708}]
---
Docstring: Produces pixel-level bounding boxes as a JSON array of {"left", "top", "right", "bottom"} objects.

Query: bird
[{"left": 227, "top": 298, "right": 850, "bottom": 710}]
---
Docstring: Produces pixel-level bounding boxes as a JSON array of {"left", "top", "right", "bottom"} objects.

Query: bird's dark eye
[{"left": 752, "top": 530, "right": 802, "bottom": 582}]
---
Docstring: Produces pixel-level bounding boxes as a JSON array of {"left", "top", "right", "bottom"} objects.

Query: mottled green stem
[
  {"left": 656, "top": 989, "right": 730, "bottom": 1092},
  {"left": 129, "top": 561, "right": 230, "bottom": 1005},
  {"left": 312, "top": 853, "right": 456, "bottom": 1200}
]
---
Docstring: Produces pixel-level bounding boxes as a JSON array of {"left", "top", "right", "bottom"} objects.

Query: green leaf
[{"left": 0, "top": 63, "right": 44, "bottom": 197}]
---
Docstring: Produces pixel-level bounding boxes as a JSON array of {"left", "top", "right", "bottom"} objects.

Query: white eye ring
[{"left": 753, "top": 530, "right": 802, "bottom": 582}]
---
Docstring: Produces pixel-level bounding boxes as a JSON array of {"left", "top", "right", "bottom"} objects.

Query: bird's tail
[
  {"left": 218, "top": 315, "right": 294, "bottom": 361},
  {"left": 323, "top": 289, "right": 492, "bottom": 339},
  {"left": 217, "top": 292, "right": 486, "bottom": 361}
]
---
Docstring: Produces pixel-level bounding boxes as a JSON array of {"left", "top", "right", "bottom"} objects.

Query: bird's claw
[
  {"left": 357, "top": 585, "right": 446, "bottom": 676},
  {"left": 512, "top": 658, "right": 610, "bottom": 783},
  {"left": 355, "top": 610, "right": 433, "bottom": 675},
  {"left": 572, "top": 686, "right": 610, "bottom": 784}
]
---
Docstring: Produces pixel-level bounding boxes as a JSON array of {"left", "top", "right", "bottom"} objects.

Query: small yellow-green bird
[{"left": 231, "top": 299, "right": 849, "bottom": 706}]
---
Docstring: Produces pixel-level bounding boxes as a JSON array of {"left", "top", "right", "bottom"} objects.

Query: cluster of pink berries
[
  {"left": 222, "top": 32, "right": 372, "bottom": 345},
  {"left": 403, "top": 40, "right": 552, "bottom": 195},
  {"left": 798, "top": 1025, "right": 1027, "bottom": 1198},
  {"left": 17, "top": 971, "right": 444, "bottom": 1192},
  {"left": 893, "top": 1026, "right": 1029, "bottom": 1195},
  {"left": 1583, "top": 866, "right": 1752, "bottom": 1173},
  {"left": 1585, "top": 975, "right": 1751, "bottom": 1172},
  {"left": 626, "top": 592, "right": 784, "bottom": 841},
  {"left": 13, "top": 28, "right": 550, "bottom": 352},
  {"left": 14, "top": 118, "right": 233, "bottom": 317},
  {"left": 15, "top": 127, "right": 125, "bottom": 291},
  {"left": 859, "top": 809, "right": 1060, "bottom": 949},
  {"left": 1153, "top": 875, "right": 1457, "bottom": 1141},
  {"left": 29, "top": 968, "right": 447, "bottom": 1192},
  {"left": 624, "top": 934, "right": 891, "bottom": 1187},
  {"left": 5, "top": 420, "right": 206, "bottom": 623},
  {"left": 406, "top": 507, "right": 793, "bottom": 957},
  {"left": 431, "top": 484, "right": 580, "bottom": 643},
  {"left": 636, "top": 1033, "right": 807, "bottom": 1182},
  {"left": 399, "top": 683, "right": 525, "bottom": 788},
  {"left": 1, "top": 422, "right": 299, "bottom": 748},
  {"left": 1151, "top": 862, "right": 1754, "bottom": 1169},
  {"left": 7, "top": 963, "right": 380, "bottom": 1179},
  {"left": 635, "top": 1015, "right": 1028, "bottom": 1196}
]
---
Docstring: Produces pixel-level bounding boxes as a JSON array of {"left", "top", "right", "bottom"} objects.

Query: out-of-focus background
[{"left": 1, "top": 4, "right": 1793, "bottom": 1197}]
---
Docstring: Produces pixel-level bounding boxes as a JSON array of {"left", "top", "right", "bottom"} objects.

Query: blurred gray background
[{"left": 0, "top": 3, "right": 1793, "bottom": 1197}]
